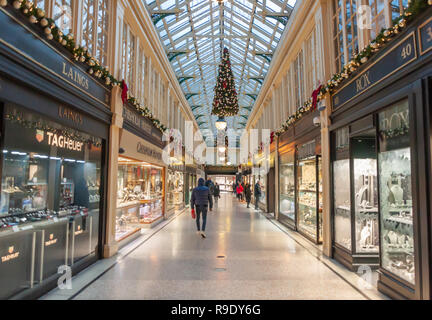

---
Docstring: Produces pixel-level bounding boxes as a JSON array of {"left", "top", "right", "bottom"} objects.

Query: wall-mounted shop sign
[
  {"left": 419, "top": 17, "right": 432, "bottom": 55},
  {"left": 332, "top": 33, "right": 417, "bottom": 111},
  {"left": 58, "top": 105, "right": 84, "bottom": 126},
  {"left": 0, "top": 9, "right": 110, "bottom": 106},
  {"left": 123, "top": 105, "right": 153, "bottom": 135},
  {"left": 137, "top": 142, "right": 162, "bottom": 161},
  {"left": 37, "top": 131, "right": 84, "bottom": 152},
  {"left": 45, "top": 233, "right": 58, "bottom": 247}
]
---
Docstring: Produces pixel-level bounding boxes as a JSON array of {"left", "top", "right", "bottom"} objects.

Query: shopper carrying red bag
[{"left": 191, "top": 208, "right": 196, "bottom": 219}]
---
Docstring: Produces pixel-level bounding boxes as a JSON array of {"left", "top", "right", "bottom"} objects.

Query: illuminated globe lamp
[
  {"left": 215, "top": 116, "right": 227, "bottom": 131},
  {"left": 218, "top": 146, "right": 226, "bottom": 153}
]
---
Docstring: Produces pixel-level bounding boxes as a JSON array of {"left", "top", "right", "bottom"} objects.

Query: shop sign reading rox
[{"left": 332, "top": 31, "right": 420, "bottom": 111}]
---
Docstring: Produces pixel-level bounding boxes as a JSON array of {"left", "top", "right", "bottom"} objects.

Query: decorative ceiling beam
[
  {"left": 195, "top": 114, "right": 206, "bottom": 120},
  {"left": 242, "top": 106, "right": 253, "bottom": 111},
  {"left": 177, "top": 76, "right": 195, "bottom": 84},
  {"left": 253, "top": 51, "right": 273, "bottom": 63},
  {"left": 151, "top": 8, "right": 184, "bottom": 25},
  {"left": 258, "top": 9, "right": 293, "bottom": 26},
  {"left": 167, "top": 50, "right": 190, "bottom": 61},
  {"left": 248, "top": 76, "right": 265, "bottom": 85},
  {"left": 245, "top": 94, "right": 258, "bottom": 101},
  {"left": 190, "top": 105, "right": 203, "bottom": 111},
  {"left": 185, "top": 93, "right": 200, "bottom": 100}
]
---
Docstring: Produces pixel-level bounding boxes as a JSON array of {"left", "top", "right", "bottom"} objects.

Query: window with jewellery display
[
  {"left": 296, "top": 140, "right": 322, "bottom": 243},
  {"left": 378, "top": 99, "right": 414, "bottom": 284},
  {"left": 279, "top": 150, "right": 296, "bottom": 223},
  {"left": 116, "top": 157, "right": 163, "bottom": 241},
  {"left": 333, "top": 126, "right": 352, "bottom": 251},
  {"left": 166, "top": 169, "right": 184, "bottom": 211},
  {"left": 352, "top": 131, "right": 379, "bottom": 254}
]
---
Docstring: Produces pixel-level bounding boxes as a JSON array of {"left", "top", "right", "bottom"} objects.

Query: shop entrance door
[{"left": 268, "top": 167, "right": 275, "bottom": 215}]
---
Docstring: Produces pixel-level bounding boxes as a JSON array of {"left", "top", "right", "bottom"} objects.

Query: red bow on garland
[
  {"left": 121, "top": 80, "right": 128, "bottom": 105},
  {"left": 311, "top": 85, "right": 323, "bottom": 110},
  {"left": 270, "top": 131, "right": 275, "bottom": 144}
]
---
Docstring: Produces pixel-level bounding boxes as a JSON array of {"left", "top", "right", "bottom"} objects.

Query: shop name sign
[
  {"left": 0, "top": 9, "right": 109, "bottom": 106},
  {"left": 61, "top": 62, "right": 89, "bottom": 90},
  {"left": 58, "top": 105, "right": 83, "bottom": 125},
  {"left": 137, "top": 142, "right": 162, "bottom": 161},
  {"left": 332, "top": 33, "right": 417, "bottom": 111},
  {"left": 124, "top": 106, "right": 152, "bottom": 134},
  {"left": 1, "top": 246, "right": 19, "bottom": 263},
  {"left": 36, "top": 130, "right": 84, "bottom": 152},
  {"left": 419, "top": 17, "right": 432, "bottom": 55}
]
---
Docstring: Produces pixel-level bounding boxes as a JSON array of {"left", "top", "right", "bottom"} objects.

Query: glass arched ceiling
[{"left": 145, "top": 0, "right": 297, "bottom": 144}]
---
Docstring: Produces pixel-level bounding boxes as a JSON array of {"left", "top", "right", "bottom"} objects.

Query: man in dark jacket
[
  {"left": 254, "top": 181, "right": 262, "bottom": 210},
  {"left": 191, "top": 178, "right": 213, "bottom": 238}
]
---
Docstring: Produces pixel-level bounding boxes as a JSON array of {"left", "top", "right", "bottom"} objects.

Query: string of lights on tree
[
  {"left": 0, "top": 0, "right": 167, "bottom": 133},
  {"left": 275, "top": 0, "right": 432, "bottom": 137},
  {"left": 211, "top": 48, "right": 240, "bottom": 117}
]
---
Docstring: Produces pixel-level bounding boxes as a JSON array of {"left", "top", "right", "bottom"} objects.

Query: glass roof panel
[{"left": 146, "top": 0, "right": 297, "bottom": 141}]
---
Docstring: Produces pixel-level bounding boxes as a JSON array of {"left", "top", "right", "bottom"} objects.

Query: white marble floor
[{"left": 45, "top": 193, "right": 388, "bottom": 300}]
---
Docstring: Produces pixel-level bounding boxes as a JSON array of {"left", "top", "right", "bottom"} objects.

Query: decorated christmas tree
[{"left": 211, "top": 48, "right": 239, "bottom": 117}]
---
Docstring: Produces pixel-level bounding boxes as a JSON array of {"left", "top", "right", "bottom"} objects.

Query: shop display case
[
  {"left": 0, "top": 104, "right": 103, "bottom": 298},
  {"left": 333, "top": 127, "right": 352, "bottom": 252},
  {"left": 332, "top": 123, "right": 380, "bottom": 270},
  {"left": 166, "top": 169, "right": 184, "bottom": 212},
  {"left": 378, "top": 100, "right": 415, "bottom": 286},
  {"left": 279, "top": 151, "right": 296, "bottom": 227},
  {"left": 115, "top": 158, "right": 164, "bottom": 241},
  {"left": 296, "top": 141, "right": 322, "bottom": 244}
]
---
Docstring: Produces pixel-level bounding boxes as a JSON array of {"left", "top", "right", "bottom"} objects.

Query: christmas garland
[
  {"left": 5, "top": 112, "right": 103, "bottom": 147},
  {"left": 275, "top": 0, "right": 432, "bottom": 137},
  {"left": 0, "top": 0, "right": 167, "bottom": 133},
  {"left": 379, "top": 125, "right": 410, "bottom": 139},
  {"left": 128, "top": 97, "right": 167, "bottom": 132}
]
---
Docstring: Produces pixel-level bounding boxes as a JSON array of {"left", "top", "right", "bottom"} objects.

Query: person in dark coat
[
  {"left": 191, "top": 178, "right": 213, "bottom": 238},
  {"left": 254, "top": 181, "right": 262, "bottom": 210},
  {"left": 245, "top": 183, "right": 252, "bottom": 208},
  {"left": 213, "top": 183, "right": 221, "bottom": 205}
]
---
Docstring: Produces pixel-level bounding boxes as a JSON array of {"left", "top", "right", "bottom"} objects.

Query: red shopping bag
[{"left": 191, "top": 209, "right": 196, "bottom": 219}]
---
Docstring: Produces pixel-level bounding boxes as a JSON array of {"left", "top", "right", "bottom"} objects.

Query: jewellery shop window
[
  {"left": 116, "top": 157, "right": 163, "bottom": 241},
  {"left": 378, "top": 99, "right": 414, "bottom": 285},
  {"left": 0, "top": 104, "right": 102, "bottom": 299},
  {"left": 296, "top": 141, "right": 322, "bottom": 242},
  {"left": 279, "top": 150, "right": 295, "bottom": 224},
  {"left": 333, "top": 127, "right": 352, "bottom": 251},
  {"left": 166, "top": 169, "right": 184, "bottom": 211},
  {"left": 352, "top": 129, "right": 379, "bottom": 254}
]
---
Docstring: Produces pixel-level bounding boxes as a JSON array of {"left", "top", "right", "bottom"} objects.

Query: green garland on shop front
[
  {"left": 275, "top": 0, "right": 432, "bottom": 137},
  {"left": 5, "top": 112, "right": 103, "bottom": 147},
  {"left": 0, "top": 0, "right": 168, "bottom": 133}
]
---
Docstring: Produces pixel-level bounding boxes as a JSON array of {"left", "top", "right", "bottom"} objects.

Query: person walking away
[
  {"left": 233, "top": 182, "right": 237, "bottom": 195},
  {"left": 245, "top": 183, "right": 252, "bottom": 208},
  {"left": 213, "top": 182, "right": 221, "bottom": 206},
  {"left": 191, "top": 178, "right": 213, "bottom": 238},
  {"left": 254, "top": 181, "right": 262, "bottom": 210},
  {"left": 236, "top": 183, "right": 243, "bottom": 201},
  {"left": 205, "top": 177, "right": 215, "bottom": 203}
]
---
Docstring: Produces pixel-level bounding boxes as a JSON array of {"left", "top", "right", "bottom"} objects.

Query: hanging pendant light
[{"left": 215, "top": 116, "right": 227, "bottom": 130}]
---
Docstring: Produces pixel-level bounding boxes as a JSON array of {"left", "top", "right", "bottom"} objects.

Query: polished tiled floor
[{"left": 60, "top": 193, "right": 383, "bottom": 300}]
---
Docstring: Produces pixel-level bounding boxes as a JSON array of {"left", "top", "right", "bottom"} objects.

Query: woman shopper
[
  {"left": 245, "top": 183, "right": 252, "bottom": 208},
  {"left": 191, "top": 178, "right": 213, "bottom": 238},
  {"left": 236, "top": 183, "right": 243, "bottom": 202}
]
